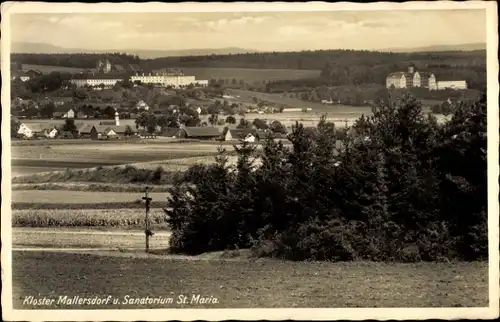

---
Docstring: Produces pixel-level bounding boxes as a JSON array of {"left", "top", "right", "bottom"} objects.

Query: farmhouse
[
  {"left": 222, "top": 127, "right": 261, "bottom": 142},
  {"left": 17, "top": 123, "right": 54, "bottom": 138},
  {"left": 90, "top": 125, "right": 115, "bottom": 140},
  {"left": 78, "top": 123, "right": 93, "bottom": 138},
  {"left": 62, "top": 109, "right": 75, "bottom": 119},
  {"left": 175, "top": 126, "right": 221, "bottom": 140}
]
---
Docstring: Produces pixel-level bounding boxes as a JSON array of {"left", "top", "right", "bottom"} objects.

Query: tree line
[
  {"left": 11, "top": 53, "right": 141, "bottom": 69},
  {"left": 164, "top": 92, "right": 487, "bottom": 262}
]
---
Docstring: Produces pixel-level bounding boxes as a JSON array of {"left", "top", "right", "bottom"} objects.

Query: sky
[{"left": 10, "top": 10, "right": 487, "bottom": 52}]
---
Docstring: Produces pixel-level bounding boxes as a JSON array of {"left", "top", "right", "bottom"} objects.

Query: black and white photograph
[{"left": 1, "top": 1, "right": 498, "bottom": 321}]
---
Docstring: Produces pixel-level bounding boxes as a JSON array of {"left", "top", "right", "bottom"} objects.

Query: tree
[
  {"left": 270, "top": 120, "right": 287, "bottom": 134},
  {"left": 225, "top": 115, "right": 236, "bottom": 124},
  {"left": 252, "top": 118, "right": 269, "bottom": 130},
  {"left": 124, "top": 125, "right": 135, "bottom": 137},
  {"left": 146, "top": 114, "right": 158, "bottom": 134},
  {"left": 135, "top": 112, "right": 150, "bottom": 129},
  {"left": 237, "top": 118, "right": 251, "bottom": 129},
  {"left": 11, "top": 118, "right": 20, "bottom": 138},
  {"left": 208, "top": 114, "right": 219, "bottom": 127},
  {"left": 40, "top": 102, "right": 56, "bottom": 118},
  {"left": 62, "top": 119, "right": 78, "bottom": 135},
  {"left": 104, "top": 106, "right": 116, "bottom": 119}
]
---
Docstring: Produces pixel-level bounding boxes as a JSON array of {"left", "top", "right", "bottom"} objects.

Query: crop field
[
  {"left": 158, "top": 67, "right": 321, "bottom": 82},
  {"left": 12, "top": 190, "right": 169, "bottom": 204},
  {"left": 12, "top": 182, "right": 175, "bottom": 192},
  {"left": 12, "top": 208, "right": 168, "bottom": 228},
  {"left": 12, "top": 251, "right": 488, "bottom": 308},
  {"left": 21, "top": 64, "right": 86, "bottom": 74},
  {"left": 11, "top": 142, "right": 221, "bottom": 176}
]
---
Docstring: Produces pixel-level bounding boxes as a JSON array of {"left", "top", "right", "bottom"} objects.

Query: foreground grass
[
  {"left": 12, "top": 209, "right": 168, "bottom": 228},
  {"left": 12, "top": 251, "right": 488, "bottom": 308}
]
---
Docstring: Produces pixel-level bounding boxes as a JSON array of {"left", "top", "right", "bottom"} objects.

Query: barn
[{"left": 175, "top": 127, "right": 221, "bottom": 140}]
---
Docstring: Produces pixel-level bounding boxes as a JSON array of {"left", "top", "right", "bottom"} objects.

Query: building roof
[
  {"left": 114, "top": 64, "right": 126, "bottom": 72},
  {"left": 415, "top": 71, "right": 435, "bottom": 78},
  {"left": 71, "top": 73, "right": 129, "bottom": 80},
  {"left": 229, "top": 128, "right": 258, "bottom": 138},
  {"left": 78, "top": 123, "right": 93, "bottom": 134},
  {"left": 22, "top": 123, "right": 45, "bottom": 132},
  {"left": 181, "top": 126, "right": 221, "bottom": 137},
  {"left": 161, "top": 127, "right": 180, "bottom": 137},
  {"left": 99, "top": 121, "right": 117, "bottom": 125},
  {"left": 92, "top": 125, "right": 112, "bottom": 133},
  {"left": 387, "top": 72, "right": 412, "bottom": 79}
]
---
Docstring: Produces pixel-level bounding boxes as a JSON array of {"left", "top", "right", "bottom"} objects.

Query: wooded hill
[{"left": 11, "top": 49, "right": 486, "bottom": 89}]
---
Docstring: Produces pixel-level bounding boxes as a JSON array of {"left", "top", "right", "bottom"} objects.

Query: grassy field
[
  {"left": 12, "top": 251, "right": 488, "bottom": 308},
  {"left": 11, "top": 142, "right": 221, "bottom": 176},
  {"left": 22, "top": 64, "right": 86, "bottom": 74},
  {"left": 157, "top": 67, "right": 321, "bottom": 82}
]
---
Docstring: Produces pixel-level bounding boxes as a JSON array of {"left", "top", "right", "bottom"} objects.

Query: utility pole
[{"left": 142, "top": 186, "right": 153, "bottom": 253}]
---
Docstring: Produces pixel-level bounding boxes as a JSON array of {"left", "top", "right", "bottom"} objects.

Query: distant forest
[
  {"left": 11, "top": 49, "right": 486, "bottom": 89},
  {"left": 11, "top": 53, "right": 141, "bottom": 69}
]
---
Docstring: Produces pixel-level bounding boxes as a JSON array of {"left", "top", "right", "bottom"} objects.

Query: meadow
[
  {"left": 22, "top": 64, "right": 86, "bottom": 74},
  {"left": 11, "top": 141, "right": 221, "bottom": 176},
  {"left": 12, "top": 251, "right": 488, "bottom": 308},
  {"left": 158, "top": 67, "right": 321, "bottom": 82}
]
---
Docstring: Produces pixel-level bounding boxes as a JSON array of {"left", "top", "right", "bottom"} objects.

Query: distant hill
[
  {"left": 11, "top": 42, "right": 259, "bottom": 59},
  {"left": 380, "top": 43, "right": 487, "bottom": 53}
]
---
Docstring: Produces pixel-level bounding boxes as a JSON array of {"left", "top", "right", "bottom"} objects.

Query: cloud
[
  {"left": 276, "top": 25, "right": 312, "bottom": 36},
  {"left": 98, "top": 21, "right": 123, "bottom": 29},
  {"left": 196, "top": 15, "right": 270, "bottom": 31},
  {"left": 58, "top": 16, "right": 89, "bottom": 27}
]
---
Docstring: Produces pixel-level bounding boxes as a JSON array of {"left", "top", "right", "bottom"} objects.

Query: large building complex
[
  {"left": 386, "top": 65, "right": 467, "bottom": 91},
  {"left": 70, "top": 74, "right": 124, "bottom": 88},
  {"left": 386, "top": 65, "right": 437, "bottom": 90},
  {"left": 436, "top": 80, "right": 468, "bottom": 90},
  {"left": 130, "top": 72, "right": 208, "bottom": 88}
]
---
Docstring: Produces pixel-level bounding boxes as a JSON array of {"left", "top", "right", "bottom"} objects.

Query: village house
[
  {"left": 90, "top": 125, "right": 115, "bottom": 140},
  {"left": 78, "top": 123, "right": 93, "bottom": 138},
  {"left": 17, "top": 123, "right": 58, "bottom": 138},
  {"left": 174, "top": 126, "right": 222, "bottom": 140},
  {"left": 62, "top": 108, "right": 76, "bottom": 119},
  {"left": 76, "top": 111, "right": 88, "bottom": 119},
  {"left": 222, "top": 127, "right": 261, "bottom": 142},
  {"left": 17, "top": 123, "right": 44, "bottom": 138},
  {"left": 135, "top": 100, "right": 150, "bottom": 111}
]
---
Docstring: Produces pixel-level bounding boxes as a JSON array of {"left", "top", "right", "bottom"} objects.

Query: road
[{"left": 11, "top": 228, "right": 171, "bottom": 251}]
